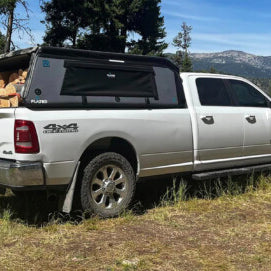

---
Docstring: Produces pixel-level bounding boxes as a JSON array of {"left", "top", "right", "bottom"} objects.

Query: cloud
[
  {"left": 191, "top": 33, "right": 271, "bottom": 56},
  {"left": 192, "top": 33, "right": 271, "bottom": 47},
  {"left": 163, "top": 10, "right": 219, "bottom": 22},
  {"left": 163, "top": 0, "right": 202, "bottom": 10}
]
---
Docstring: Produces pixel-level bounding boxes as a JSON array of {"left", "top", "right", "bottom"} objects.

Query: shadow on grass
[
  {"left": 133, "top": 171, "right": 271, "bottom": 214},
  {"left": 0, "top": 191, "right": 64, "bottom": 226},
  {"left": 0, "top": 171, "right": 269, "bottom": 225}
]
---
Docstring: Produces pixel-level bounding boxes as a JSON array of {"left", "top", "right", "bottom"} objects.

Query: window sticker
[{"left": 42, "top": 60, "right": 50, "bottom": 68}]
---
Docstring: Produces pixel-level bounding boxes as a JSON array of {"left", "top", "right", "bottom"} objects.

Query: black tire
[{"left": 80, "top": 152, "right": 136, "bottom": 218}]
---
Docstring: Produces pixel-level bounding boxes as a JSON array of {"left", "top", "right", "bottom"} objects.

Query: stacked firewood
[{"left": 0, "top": 69, "right": 28, "bottom": 107}]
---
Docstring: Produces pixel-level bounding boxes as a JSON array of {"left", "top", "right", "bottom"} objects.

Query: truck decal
[{"left": 43, "top": 123, "right": 79, "bottom": 134}]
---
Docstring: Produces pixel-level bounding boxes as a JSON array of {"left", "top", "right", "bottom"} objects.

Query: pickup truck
[{"left": 0, "top": 46, "right": 271, "bottom": 218}]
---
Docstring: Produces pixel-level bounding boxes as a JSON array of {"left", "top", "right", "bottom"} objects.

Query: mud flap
[{"left": 62, "top": 162, "right": 80, "bottom": 213}]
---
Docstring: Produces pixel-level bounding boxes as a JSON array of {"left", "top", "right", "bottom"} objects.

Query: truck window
[
  {"left": 150, "top": 67, "right": 182, "bottom": 107},
  {"left": 85, "top": 66, "right": 181, "bottom": 108},
  {"left": 196, "top": 78, "right": 232, "bottom": 106},
  {"left": 228, "top": 80, "right": 268, "bottom": 108},
  {"left": 61, "top": 60, "right": 158, "bottom": 99}
]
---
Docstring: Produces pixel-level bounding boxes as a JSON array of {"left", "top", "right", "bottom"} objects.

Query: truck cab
[{"left": 182, "top": 73, "right": 271, "bottom": 171}]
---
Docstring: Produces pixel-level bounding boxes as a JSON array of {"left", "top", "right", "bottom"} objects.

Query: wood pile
[{"left": 0, "top": 69, "right": 28, "bottom": 108}]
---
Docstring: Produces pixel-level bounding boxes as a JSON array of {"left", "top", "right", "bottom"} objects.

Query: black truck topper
[
  {"left": 0, "top": 46, "right": 179, "bottom": 73},
  {"left": 0, "top": 47, "right": 37, "bottom": 72},
  {"left": 0, "top": 46, "right": 184, "bottom": 109},
  {"left": 36, "top": 46, "right": 179, "bottom": 73}
]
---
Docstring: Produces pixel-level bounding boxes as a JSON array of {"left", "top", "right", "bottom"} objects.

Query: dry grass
[{"left": 0, "top": 174, "right": 271, "bottom": 270}]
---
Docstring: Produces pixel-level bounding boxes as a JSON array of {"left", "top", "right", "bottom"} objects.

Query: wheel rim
[{"left": 90, "top": 164, "right": 128, "bottom": 210}]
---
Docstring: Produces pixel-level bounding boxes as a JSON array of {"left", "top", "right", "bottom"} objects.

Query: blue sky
[
  {"left": 4, "top": 0, "right": 271, "bottom": 56},
  {"left": 163, "top": 0, "right": 271, "bottom": 55}
]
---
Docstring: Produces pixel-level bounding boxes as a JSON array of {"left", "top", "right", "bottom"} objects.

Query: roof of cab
[{"left": 180, "top": 72, "right": 246, "bottom": 81}]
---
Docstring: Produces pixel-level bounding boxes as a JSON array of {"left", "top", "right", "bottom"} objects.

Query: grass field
[{"left": 0, "top": 174, "right": 271, "bottom": 270}]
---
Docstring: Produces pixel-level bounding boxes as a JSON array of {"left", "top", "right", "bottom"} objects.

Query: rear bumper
[{"left": 0, "top": 159, "right": 44, "bottom": 188}]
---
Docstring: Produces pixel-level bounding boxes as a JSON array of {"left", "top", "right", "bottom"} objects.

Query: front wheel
[{"left": 80, "top": 152, "right": 136, "bottom": 218}]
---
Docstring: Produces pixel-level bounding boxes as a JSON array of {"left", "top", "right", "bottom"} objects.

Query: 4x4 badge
[{"left": 43, "top": 123, "right": 79, "bottom": 134}]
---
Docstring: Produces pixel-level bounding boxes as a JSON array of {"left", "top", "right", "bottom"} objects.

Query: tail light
[{"left": 14, "top": 120, "right": 39, "bottom": 153}]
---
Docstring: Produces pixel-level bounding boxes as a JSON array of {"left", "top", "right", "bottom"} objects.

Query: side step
[{"left": 192, "top": 163, "right": 271, "bottom": 181}]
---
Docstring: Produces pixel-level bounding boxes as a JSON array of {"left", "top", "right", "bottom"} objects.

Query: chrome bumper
[{"left": 0, "top": 160, "right": 44, "bottom": 188}]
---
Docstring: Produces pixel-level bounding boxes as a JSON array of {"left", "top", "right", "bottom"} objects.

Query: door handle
[
  {"left": 245, "top": 115, "right": 256, "bottom": 123},
  {"left": 200, "top": 115, "right": 214, "bottom": 124}
]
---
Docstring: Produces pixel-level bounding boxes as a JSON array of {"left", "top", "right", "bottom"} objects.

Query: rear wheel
[{"left": 80, "top": 152, "right": 136, "bottom": 218}]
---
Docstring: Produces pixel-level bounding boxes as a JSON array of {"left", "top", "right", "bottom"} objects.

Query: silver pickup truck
[{"left": 0, "top": 46, "right": 271, "bottom": 217}]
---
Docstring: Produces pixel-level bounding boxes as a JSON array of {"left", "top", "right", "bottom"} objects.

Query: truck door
[
  {"left": 227, "top": 79, "right": 271, "bottom": 161},
  {"left": 189, "top": 76, "right": 244, "bottom": 170}
]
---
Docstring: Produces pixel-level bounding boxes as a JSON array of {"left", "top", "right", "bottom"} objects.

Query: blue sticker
[{"left": 42, "top": 60, "right": 50, "bottom": 68}]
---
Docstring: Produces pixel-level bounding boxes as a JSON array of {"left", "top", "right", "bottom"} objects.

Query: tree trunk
[
  {"left": 4, "top": 8, "right": 14, "bottom": 53},
  {"left": 72, "top": 28, "right": 78, "bottom": 48},
  {"left": 120, "top": 27, "right": 127, "bottom": 53}
]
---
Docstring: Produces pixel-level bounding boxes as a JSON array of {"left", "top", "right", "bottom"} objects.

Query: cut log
[
  {"left": 17, "top": 76, "right": 25, "bottom": 84},
  {"left": 9, "top": 72, "right": 19, "bottom": 83},
  {"left": 9, "top": 95, "right": 19, "bottom": 107},
  {"left": 0, "top": 80, "right": 5, "bottom": 88},
  {"left": 0, "top": 71, "right": 10, "bottom": 88},
  {"left": 0, "top": 88, "right": 6, "bottom": 96},
  {"left": 5, "top": 83, "right": 23, "bottom": 95},
  {"left": 22, "top": 69, "right": 28, "bottom": 79},
  {"left": 0, "top": 98, "right": 10, "bottom": 108},
  {"left": 0, "top": 68, "right": 28, "bottom": 107}
]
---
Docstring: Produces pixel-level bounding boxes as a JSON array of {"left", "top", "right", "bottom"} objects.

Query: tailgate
[{"left": 0, "top": 108, "right": 15, "bottom": 159}]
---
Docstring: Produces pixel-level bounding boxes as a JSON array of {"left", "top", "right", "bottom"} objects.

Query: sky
[{"left": 4, "top": 0, "right": 271, "bottom": 56}]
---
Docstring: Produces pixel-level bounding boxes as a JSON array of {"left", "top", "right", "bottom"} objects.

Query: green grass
[{"left": 1, "top": 173, "right": 271, "bottom": 270}]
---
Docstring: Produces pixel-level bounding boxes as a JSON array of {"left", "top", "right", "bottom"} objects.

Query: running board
[{"left": 192, "top": 163, "right": 271, "bottom": 181}]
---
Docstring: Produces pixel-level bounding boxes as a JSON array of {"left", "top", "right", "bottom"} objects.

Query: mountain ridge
[{"left": 191, "top": 50, "right": 271, "bottom": 78}]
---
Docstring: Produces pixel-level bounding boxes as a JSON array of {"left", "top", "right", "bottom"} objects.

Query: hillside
[
  {"left": 167, "top": 50, "right": 271, "bottom": 94},
  {"left": 191, "top": 50, "right": 271, "bottom": 79}
]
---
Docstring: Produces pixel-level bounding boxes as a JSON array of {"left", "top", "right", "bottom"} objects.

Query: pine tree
[
  {"left": 182, "top": 52, "right": 192, "bottom": 72},
  {"left": 0, "top": 0, "right": 32, "bottom": 53},
  {"left": 172, "top": 22, "right": 193, "bottom": 72},
  {"left": 76, "top": 0, "right": 168, "bottom": 54},
  {"left": 0, "top": 31, "right": 5, "bottom": 53},
  {"left": 77, "top": 0, "right": 127, "bottom": 52},
  {"left": 41, "top": 0, "right": 90, "bottom": 47},
  {"left": 128, "top": 0, "right": 167, "bottom": 55},
  {"left": 41, "top": 0, "right": 167, "bottom": 55},
  {"left": 209, "top": 67, "right": 217, "bottom": 73}
]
